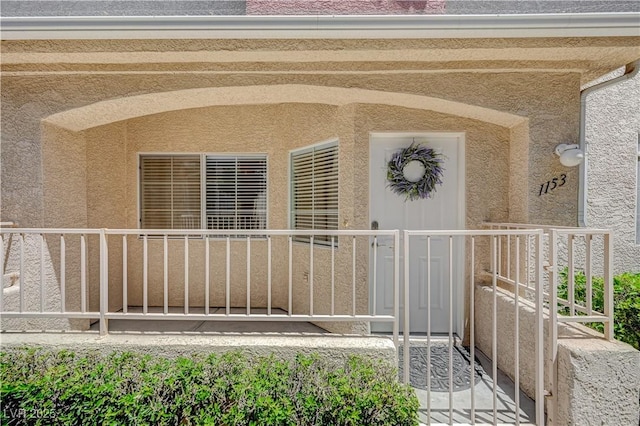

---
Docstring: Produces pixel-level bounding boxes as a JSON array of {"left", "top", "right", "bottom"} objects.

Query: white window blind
[
  {"left": 206, "top": 156, "right": 267, "bottom": 230},
  {"left": 140, "top": 155, "right": 201, "bottom": 229},
  {"left": 290, "top": 141, "right": 339, "bottom": 243},
  {"left": 139, "top": 154, "right": 267, "bottom": 231}
]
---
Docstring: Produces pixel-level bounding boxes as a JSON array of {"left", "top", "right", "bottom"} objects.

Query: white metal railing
[
  {"left": 403, "top": 229, "right": 545, "bottom": 426},
  {"left": 0, "top": 228, "right": 102, "bottom": 324},
  {"left": 4, "top": 224, "right": 611, "bottom": 425},
  {"left": 486, "top": 222, "right": 614, "bottom": 426},
  {"left": 0, "top": 228, "right": 401, "bottom": 342},
  {"left": 485, "top": 222, "right": 614, "bottom": 336}
]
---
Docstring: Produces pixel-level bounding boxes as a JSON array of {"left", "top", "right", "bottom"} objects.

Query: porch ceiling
[{"left": 2, "top": 37, "right": 639, "bottom": 83}]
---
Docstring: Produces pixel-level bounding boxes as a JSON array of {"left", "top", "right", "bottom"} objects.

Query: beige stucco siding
[
  {"left": 3, "top": 71, "right": 582, "bottom": 227},
  {"left": 122, "top": 104, "right": 341, "bottom": 313},
  {"left": 37, "top": 100, "right": 512, "bottom": 332},
  {"left": 585, "top": 69, "right": 640, "bottom": 274},
  {"left": 352, "top": 105, "right": 511, "bottom": 229},
  {"left": 509, "top": 121, "right": 531, "bottom": 223},
  {"left": 3, "top": 37, "right": 638, "bottom": 85},
  {"left": 2, "top": 38, "right": 605, "bottom": 330}
]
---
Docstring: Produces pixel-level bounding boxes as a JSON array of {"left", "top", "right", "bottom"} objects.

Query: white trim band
[{"left": 2, "top": 13, "right": 639, "bottom": 39}]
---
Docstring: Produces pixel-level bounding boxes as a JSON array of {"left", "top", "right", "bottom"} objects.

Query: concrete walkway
[{"left": 414, "top": 349, "right": 536, "bottom": 425}]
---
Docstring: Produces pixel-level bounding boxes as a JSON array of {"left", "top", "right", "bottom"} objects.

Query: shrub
[
  {"left": 0, "top": 349, "right": 419, "bottom": 426},
  {"left": 558, "top": 269, "right": 640, "bottom": 350}
]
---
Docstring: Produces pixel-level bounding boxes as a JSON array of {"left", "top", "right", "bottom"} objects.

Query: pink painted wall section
[{"left": 247, "top": 0, "right": 445, "bottom": 15}]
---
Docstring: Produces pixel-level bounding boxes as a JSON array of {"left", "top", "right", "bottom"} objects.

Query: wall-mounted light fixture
[{"left": 555, "top": 144, "right": 584, "bottom": 167}]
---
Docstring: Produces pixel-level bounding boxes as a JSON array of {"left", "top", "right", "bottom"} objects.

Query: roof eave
[{"left": 2, "top": 13, "right": 639, "bottom": 40}]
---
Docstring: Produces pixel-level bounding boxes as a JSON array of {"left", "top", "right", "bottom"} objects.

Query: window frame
[
  {"left": 138, "top": 152, "right": 268, "bottom": 233},
  {"left": 289, "top": 139, "right": 339, "bottom": 246}
]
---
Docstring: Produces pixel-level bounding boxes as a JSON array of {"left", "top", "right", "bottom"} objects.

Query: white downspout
[{"left": 578, "top": 60, "right": 640, "bottom": 227}]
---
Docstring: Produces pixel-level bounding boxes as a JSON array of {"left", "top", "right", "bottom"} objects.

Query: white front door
[{"left": 369, "top": 133, "right": 464, "bottom": 334}]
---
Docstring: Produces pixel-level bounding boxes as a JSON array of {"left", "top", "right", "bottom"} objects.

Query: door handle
[{"left": 371, "top": 241, "right": 394, "bottom": 249}]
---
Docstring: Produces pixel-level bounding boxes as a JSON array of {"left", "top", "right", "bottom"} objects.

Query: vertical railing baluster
[
  {"left": 122, "top": 235, "right": 127, "bottom": 314},
  {"left": 99, "top": 229, "right": 109, "bottom": 336},
  {"left": 507, "top": 234, "right": 511, "bottom": 281},
  {"left": 331, "top": 236, "right": 335, "bottom": 316},
  {"left": 426, "top": 235, "right": 432, "bottom": 419},
  {"left": 205, "top": 235, "right": 210, "bottom": 315},
  {"left": 392, "top": 231, "right": 400, "bottom": 351},
  {"left": 470, "top": 236, "right": 476, "bottom": 424},
  {"left": 585, "top": 234, "right": 593, "bottom": 315},
  {"left": 226, "top": 236, "right": 230, "bottom": 315},
  {"left": 526, "top": 234, "right": 532, "bottom": 289},
  {"left": 372, "top": 235, "right": 377, "bottom": 317},
  {"left": 40, "top": 233, "right": 45, "bottom": 312},
  {"left": 142, "top": 235, "right": 148, "bottom": 315},
  {"left": 267, "top": 236, "right": 272, "bottom": 316},
  {"left": 535, "top": 230, "right": 545, "bottom": 426},
  {"left": 548, "top": 230, "right": 559, "bottom": 426},
  {"left": 448, "top": 235, "right": 454, "bottom": 424},
  {"left": 163, "top": 235, "right": 168, "bottom": 315},
  {"left": 19, "top": 234, "right": 24, "bottom": 312},
  {"left": 246, "top": 236, "right": 251, "bottom": 316},
  {"left": 492, "top": 235, "right": 498, "bottom": 425},
  {"left": 309, "top": 236, "right": 314, "bottom": 316},
  {"left": 184, "top": 235, "right": 188, "bottom": 315},
  {"left": 403, "top": 231, "right": 410, "bottom": 385},
  {"left": 60, "top": 234, "right": 68, "bottom": 310},
  {"left": 603, "top": 232, "right": 614, "bottom": 340},
  {"left": 568, "top": 235, "right": 575, "bottom": 316},
  {"left": 288, "top": 235, "right": 293, "bottom": 316},
  {"left": 515, "top": 235, "right": 521, "bottom": 425},
  {"left": 352, "top": 236, "right": 356, "bottom": 316},
  {"left": 81, "top": 234, "right": 87, "bottom": 313},
  {"left": 497, "top": 233, "right": 502, "bottom": 278}
]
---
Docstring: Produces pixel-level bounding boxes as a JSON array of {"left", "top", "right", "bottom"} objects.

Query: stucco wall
[
  {"left": 352, "top": 105, "right": 512, "bottom": 229},
  {"left": 509, "top": 122, "right": 531, "bottom": 223},
  {"left": 119, "top": 102, "right": 511, "bottom": 332},
  {"left": 122, "top": 104, "right": 344, "bottom": 320},
  {"left": 1, "top": 42, "right": 591, "bottom": 331},
  {"left": 556, "top": 336, "right": 640, "bottom": 426},
  {"left": 2, "top": 69, "right": 583, "bottom": 227},
  {"left": 27, "top": 102, "right": 513, "bottom": 333},
  {"left": 585, "top": 69, "right": 640, "bottom": 274}
]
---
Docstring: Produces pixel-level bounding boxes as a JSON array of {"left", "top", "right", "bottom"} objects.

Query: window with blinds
[
  {"left": 206, "top": 156, "right": 267, "bottom": 230},
  {"left": 140, "top": 155, "right": 201, "bottom": 229},
  {"left": 290, "top": 141, "right": 339, "bottom": 244},
  {"left": 139, "top": 154, "right": 267, "bottom": 231}
]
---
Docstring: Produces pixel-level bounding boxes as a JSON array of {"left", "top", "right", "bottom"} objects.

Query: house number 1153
[{"left": 539, "top": 174, "right": 566, "bottom": 196}]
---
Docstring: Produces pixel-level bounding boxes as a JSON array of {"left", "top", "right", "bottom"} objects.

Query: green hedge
[
  {"left": 558, "top": 270, "right": 640, "bottom": 350},
  {"left": 0, "top": 349, "right": 419, "bottom": 426}
]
